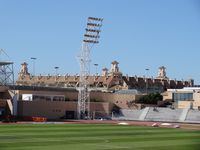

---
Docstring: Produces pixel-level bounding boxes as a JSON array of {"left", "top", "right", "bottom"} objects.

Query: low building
[
  {"left": 15, "top": 87, "right": 144, "bottom": 119},
  {"left": 163, "top": 87, "right": 200, "bottom": 109}
]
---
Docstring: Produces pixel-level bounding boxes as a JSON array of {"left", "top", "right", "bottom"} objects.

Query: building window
[{"left": 173, "top": 93, "right": 193, "bottom": 102}]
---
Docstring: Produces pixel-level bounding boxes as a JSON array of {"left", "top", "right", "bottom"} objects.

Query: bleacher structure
[
  {"left": 113, "top": 109, "right": 143, "bottom": 120},
  {"left": 145, "top": 107, "right": 182, "bottom": 122},
  {"left": 185, "top": 109, "right": 200, "bottom": 122},
  {"left": 113, "top": 107, "right": 200, "bottom": 123}
]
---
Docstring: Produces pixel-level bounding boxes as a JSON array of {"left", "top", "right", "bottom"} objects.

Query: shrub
[{"left": 135, "top": 92, "right": 163, "bottom": 104}]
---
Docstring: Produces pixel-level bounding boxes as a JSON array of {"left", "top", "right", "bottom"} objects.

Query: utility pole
[
  {"left": 145, "top": 68, "right": 149, "bottom": 93},
  {"left": 30, "top": 57, "right": 37, "bottom": 76},
  {"left": 94, "top": 63, "right": 98, "bottom": 75},
  {"left": 54, "top": 66, "right": 59, "bottom": 76}
]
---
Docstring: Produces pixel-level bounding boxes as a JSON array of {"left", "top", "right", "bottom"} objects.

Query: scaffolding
[
  {"left": 0, "top": 49, "right": 14, "bottom": 86},
  {"left": 0, "top": 49, "right": 15, "bottom": 116},
  {"left": 77, "top": 17, "right": 103, "bottom": 119}
]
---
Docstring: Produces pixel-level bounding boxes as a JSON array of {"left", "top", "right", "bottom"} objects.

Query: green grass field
[{"left": 0, "top": 123, "right": 200, "bottom": 150}]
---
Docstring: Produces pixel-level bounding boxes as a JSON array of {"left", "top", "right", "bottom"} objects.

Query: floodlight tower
[{"left": 77, "top": 17, "right": 103, "bottom": 119}]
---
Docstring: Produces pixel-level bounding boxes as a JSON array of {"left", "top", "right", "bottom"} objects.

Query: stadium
[
  {"left": 0, "top": 2, "right": 200, "bottom": 149},
  {"left": 0, "top": 51, "right": 200, "bottom": 149}
]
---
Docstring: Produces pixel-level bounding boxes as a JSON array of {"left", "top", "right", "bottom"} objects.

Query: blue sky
[{"left": 0, "top": 0, "right": 200, "bottom": 83}]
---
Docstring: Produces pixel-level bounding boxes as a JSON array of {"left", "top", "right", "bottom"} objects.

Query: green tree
[{"left": 135, "top": 93, "right": 163, "bottom": 104}]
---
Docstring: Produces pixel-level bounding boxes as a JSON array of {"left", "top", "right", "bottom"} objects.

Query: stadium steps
[
  {"left": 185, "top": 109, "right": 200, "bottom": 122},
  {"left": 139, "top": 107, "right": 150, "bottom": 121},
  {"left": 179, "top": 108, "right": 189, "bottom": 122},
  {"left": 145, "top": 107, "right": 183, "bottom": 122},
  {"left": 113, "top": 109, "right": 143, "bottom": 120},
  {"left": 8, "top": 90, "right": 18, "bottom": 116},
  {"left": 113, "top": 107, "right": 200, "bottom": 123},
  {"left": 6, "top": 99, "right": 13, "bottom": 115}
]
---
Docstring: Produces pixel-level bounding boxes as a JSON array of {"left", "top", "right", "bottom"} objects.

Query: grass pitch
[{"left": 0, "top": 123, "right": 200, "bottom": 150}]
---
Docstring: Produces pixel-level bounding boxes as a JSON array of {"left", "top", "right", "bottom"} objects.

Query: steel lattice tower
[
  {"left": 0, "top": 49, "right": 14, "bottom": 86},
  {"left": 77, "top": 17, "right": 103, "bottom": 119}
]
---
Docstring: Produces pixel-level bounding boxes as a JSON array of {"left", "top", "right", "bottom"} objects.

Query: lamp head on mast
[{"left": 83, "top": 17, "right": 103, "bottom": 44}]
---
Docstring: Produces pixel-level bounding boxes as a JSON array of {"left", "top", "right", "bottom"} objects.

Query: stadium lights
[
  {"left": 87, "top": 23, "right": 102, "bottom": 27},
  {"left": 94, "top": 63, "right": 98, "bottom": 75},
  {"left": 85, "top": 29, "right": 101, "bottom": 33},
  {"left": 84, "top": 34, "right": 100, "bottom": 38},
  {"left": 88, "top": 17, "right": 103, "bottom": 21},
  {"left": 83, "top": 17, "right": 103, "bottom": 44},
  {"left": 54, "top": 66, "right": 59, "bottom": 76},
  {"left": 77, "top": 16, "right": 103, "bottom": 120},
  {"left": 30, "top": 57, "right": 37, "bottom": 76}
]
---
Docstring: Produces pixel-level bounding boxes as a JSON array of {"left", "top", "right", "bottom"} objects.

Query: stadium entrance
[{"left": 65, "top": 111, "right": 76, "bottom": 119}]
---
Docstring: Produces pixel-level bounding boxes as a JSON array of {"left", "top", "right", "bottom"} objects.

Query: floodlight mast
[{"left": 77, "top": 17, "right": 103, "bottom": 119}]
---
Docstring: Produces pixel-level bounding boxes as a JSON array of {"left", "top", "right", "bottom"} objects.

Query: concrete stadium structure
[
  {"left": 0, "top": 60, "right": 199, "bottom": 121},
  {"left": 113, "top": 107, "right": 200, "bottom": 123}
]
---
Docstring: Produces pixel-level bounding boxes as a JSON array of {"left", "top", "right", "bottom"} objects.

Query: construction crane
[{"left": 77, "top": 17, "right": 103, "bottom": 119}]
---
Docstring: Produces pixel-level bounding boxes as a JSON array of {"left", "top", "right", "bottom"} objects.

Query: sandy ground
[{"left": 63, "top": 120, "right": 200, "bottom": 130}]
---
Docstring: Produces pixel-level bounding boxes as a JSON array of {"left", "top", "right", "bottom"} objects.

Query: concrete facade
[
  {"left": 18, "top": 101, "right": 113, "bottom": 120},
  {"left": 15, "top": 88, "right": 144, "bottom": 119}
]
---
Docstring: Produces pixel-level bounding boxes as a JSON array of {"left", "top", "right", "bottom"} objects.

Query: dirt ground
[
  {"left": 63, "top": 120, "right": 200, "bottom": 130},
  {"left": 1, "top": 120, "right": 200, "bottom": 130}
]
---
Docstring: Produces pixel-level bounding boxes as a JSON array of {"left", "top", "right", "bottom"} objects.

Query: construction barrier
[{"left": 21, "top": 116, "right": 47, "bottom": 122}]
